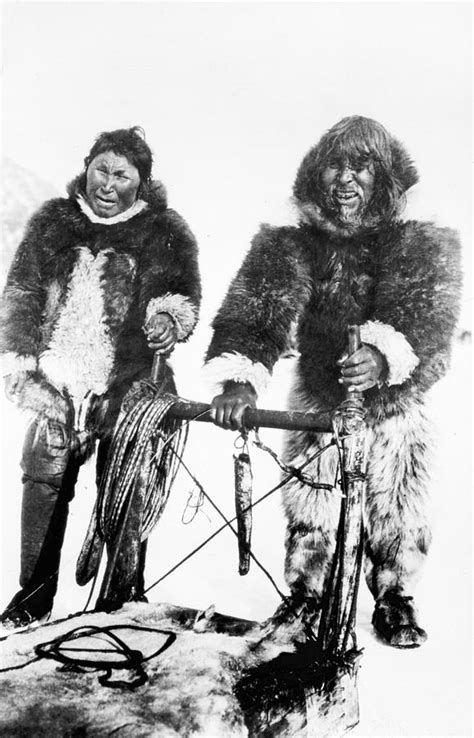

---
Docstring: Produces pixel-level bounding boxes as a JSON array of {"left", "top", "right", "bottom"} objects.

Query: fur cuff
[
  {"left": 146, "top": 293, "right": 197, "bottom": 341},
  {"left": 13, "top": 374, "right": 71, "bottom": 425},
  {"left": 203, "top": 352, "right": 271, "bottom": 396},
  {"left": 1, "top": 352, "right": 37, "bottom": 377},
  {"left": 360, "top": 320, "right": 419, "bottom": 386}
]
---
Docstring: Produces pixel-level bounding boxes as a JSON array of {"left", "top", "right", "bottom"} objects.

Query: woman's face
[{"left": 85, "top": 151, "right": 141, "bottom": 218}]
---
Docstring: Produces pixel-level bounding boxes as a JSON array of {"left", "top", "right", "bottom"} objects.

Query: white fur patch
[
  {"left": 203, "top": 352, "right": 271, "bottom": 396},
  {"left": 365, "top": 407, "right": 433, "bottom": 517},
  {"left": 360, "top": 319, "right": 419, "bottom": 386},
  {"left": 282, "top": 442, "right": 340, "bottom": 522},
  {"left": 0, "top": 352, "right": 37, "bottom": 377},
  {"left": 77, "top": 195, "right": 147, "bottom": 225},
  {"left": 146, "top": 293, "right": 198, "bottom": 341},
  {"left": 39, "top": 248, "right": 115, "bottom": 400},
  {"left": 363, "top": 405, "right": 434, "bottom": 594}
]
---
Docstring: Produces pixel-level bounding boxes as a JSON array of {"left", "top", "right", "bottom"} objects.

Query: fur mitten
[{"left": 7, "top": 371, "right": 72, "bottom": 426}]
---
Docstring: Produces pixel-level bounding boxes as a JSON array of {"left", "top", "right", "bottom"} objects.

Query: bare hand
[
  {"left": 210, "top": 381, "right": 257, "bottom": 431},
  {"left": 144, "top": 313, "right": 178, "bottom": 354},
  {"left": 4, "top": 371, "right": 29, "bottom": 401},
  {"left": 337, "top": 344, "right": 388, "bottom": 392}
]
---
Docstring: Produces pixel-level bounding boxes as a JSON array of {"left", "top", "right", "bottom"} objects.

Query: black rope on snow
[{"left": 0, "top": 624, "right": 176, "bottom": 690}]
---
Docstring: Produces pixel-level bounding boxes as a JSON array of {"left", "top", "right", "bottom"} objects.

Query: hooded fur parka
[{"left": 205, "top": 130, "right": 461, "bottom": 607}]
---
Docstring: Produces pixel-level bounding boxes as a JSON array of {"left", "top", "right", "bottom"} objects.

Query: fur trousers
[{"left": 281, "top": 402, "right": 433, "bottom": 605}]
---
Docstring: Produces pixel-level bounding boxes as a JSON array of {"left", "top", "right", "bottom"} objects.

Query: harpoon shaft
[{"left": 166, "top": 401, "right": 332, "bottom": 433}]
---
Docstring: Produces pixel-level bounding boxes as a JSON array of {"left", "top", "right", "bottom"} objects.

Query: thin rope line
[
  {"left": 143, "top": 440, "right": 335, "bottom": 597},
  {"left": 164, "top": 446, "right": 291, "bottom": 606},
  {"left": 1, "top": 405, "right": 332, "bottom": 623}
]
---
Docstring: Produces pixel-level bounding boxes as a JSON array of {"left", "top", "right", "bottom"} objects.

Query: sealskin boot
[{"left": 372, "top": 589, "right": 427, "bottom": 648}]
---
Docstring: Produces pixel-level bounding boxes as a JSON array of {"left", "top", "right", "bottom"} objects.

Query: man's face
[
  {"left": 320, "top": 157, "right": 375, "bottom": 225},
  {"left": 85, "top": 151, "right": 141, "bottom": 218}
]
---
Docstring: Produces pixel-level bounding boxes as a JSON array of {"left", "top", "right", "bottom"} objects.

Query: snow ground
[{"left": 0, "top": 339, "right": 471, "bottom": 737}]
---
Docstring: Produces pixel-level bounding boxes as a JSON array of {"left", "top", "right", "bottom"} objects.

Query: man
[
  {"left": 205, "top": 116, "right": 461, "bottom": 648},
  {"left": 0, "top": 127, "right": 201, "bottom": 628}
]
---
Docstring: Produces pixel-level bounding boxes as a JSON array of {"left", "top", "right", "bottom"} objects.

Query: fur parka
[
  {"left": 205, "top": 218, "right": 461, "bottom": 423},
  {"left": 204, "top": 137, "right": 462, "bottom": 605},
  {"left": 0, "top": 179, "right": 201, "bottom": 429}
]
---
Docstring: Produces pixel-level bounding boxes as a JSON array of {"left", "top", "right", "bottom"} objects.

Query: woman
[{"left": 0, "top": 127, "right": 201, "bottom": 628}]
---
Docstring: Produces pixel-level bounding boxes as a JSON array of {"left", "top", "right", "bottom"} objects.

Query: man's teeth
[{"left": 336, "top": 191, "right": 357, "bottom": 200}]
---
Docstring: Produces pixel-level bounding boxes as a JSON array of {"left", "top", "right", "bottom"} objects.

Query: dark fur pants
[{"left": 14, "top": 418, "right": 81, "bottom": 616}]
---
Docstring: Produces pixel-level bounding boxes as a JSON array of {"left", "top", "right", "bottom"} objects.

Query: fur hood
[{"left": 291, "top": 117, "right": 419, "bottom": 237}]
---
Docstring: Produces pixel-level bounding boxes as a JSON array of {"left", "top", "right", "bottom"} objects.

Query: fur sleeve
[
  {"left": 0, "top": 204, "right": 52, "bottom": 371},
  {"left": 138, "top": 209, "right": 201, "bottom": 342},
  {"left": 373, "top": 221, "right": 462, "bottom": 392},
  {"left": 204, "top": 226, "right": 312, "bottom": 394}
]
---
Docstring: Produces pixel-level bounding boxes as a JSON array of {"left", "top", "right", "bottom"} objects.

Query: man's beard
[
  {"left": 324, "top": 188, "right": 369, "bottom": 227},
  {"left": 296, "top": 190, "right": 383, "bottom": 239}
]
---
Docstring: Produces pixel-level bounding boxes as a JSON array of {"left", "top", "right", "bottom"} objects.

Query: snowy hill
[{"left": 1, "top": 157, "right": 58, "bottom": 281}]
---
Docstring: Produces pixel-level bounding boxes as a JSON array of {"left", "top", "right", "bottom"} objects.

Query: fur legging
[{"left": 281, "top": 402, "right": 433, "bottom": 603}]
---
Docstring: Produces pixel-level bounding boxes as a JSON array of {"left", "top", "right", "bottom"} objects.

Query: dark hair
[
  {"left": 293, "top": 116, "right": 419, "bottom": 223},
  {"left": 83, "top": 126, "right": 154, "bottom": 194}
]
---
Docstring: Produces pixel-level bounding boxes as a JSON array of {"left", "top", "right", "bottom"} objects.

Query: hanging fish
[{"left": 233, "top": 450, "right": 253, "bottom": 575}]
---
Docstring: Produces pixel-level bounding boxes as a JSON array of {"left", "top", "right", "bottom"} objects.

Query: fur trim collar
[{"left": 76, "top": 195, "right": 148, "bottom": 225}]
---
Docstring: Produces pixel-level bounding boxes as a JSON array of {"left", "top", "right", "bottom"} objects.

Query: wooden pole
[
  {"left": 316, "top": 324, "right": 366, "bottom": 655},
  {"left": 166, "top": 401, "right": 332, "bottom": 433},
  {"left": 153, "top": 352, "right": 332, "bottom": 431}
]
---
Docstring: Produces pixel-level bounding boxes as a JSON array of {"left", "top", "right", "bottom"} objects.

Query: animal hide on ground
[{"left": 0, "top": 602, "right": 360, "bottom": 737}]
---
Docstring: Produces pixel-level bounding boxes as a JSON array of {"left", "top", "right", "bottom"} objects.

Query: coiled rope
[{"left": 97, "top": 390, "right": 188, "bottom": 543}]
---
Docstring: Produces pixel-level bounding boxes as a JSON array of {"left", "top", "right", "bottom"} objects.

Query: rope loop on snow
[
  {"left": 35, "top": 624, "right": 176, "bottom": 689},
  {"left": 0, "top": 623, "right": 176, "bottom": 690}
]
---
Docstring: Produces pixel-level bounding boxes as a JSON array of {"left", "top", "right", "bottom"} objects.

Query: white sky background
[
  {"left": 1, "top": 2, "right": 472, "bottom": 736},
  {"left": 2, "top": 1, "right": 472, "bottom": 323}
]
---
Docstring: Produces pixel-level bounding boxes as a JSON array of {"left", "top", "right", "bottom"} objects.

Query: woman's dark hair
[
  {"left": 293, "top": 116, "right": 419, "bottom": 223},
  {"left": 74, "top": 126, "right": 154, "bottom": 199},
  {"left": 85, "top": 126, "right": 153, "bottom": 180}
]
